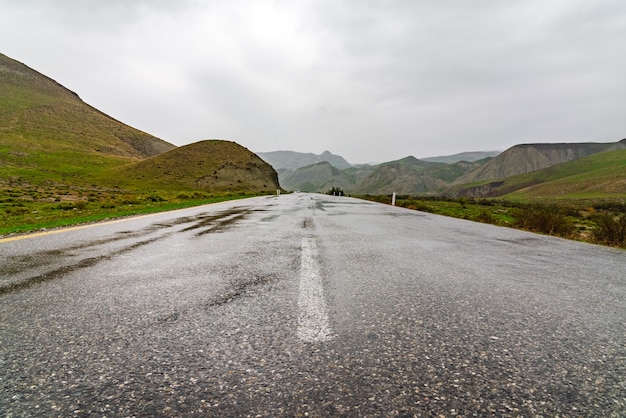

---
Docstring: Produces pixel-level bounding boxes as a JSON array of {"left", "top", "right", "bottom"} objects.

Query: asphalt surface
[{"left": 1, "top": 193, "right": 625, "bottom": 417}]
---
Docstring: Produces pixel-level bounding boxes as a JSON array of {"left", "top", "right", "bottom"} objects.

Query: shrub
[
  {"left": 473, "top": 210, "right": 495, "bottom": 224},
  {"left": 592, "top": 202, "right": 626, "bottom": 213},
  {"left": 121, "top": 197, "right": 140, "bottom": 205},
  {"left": 592, "top": 214, "right": 626, "bottom": 247},
  {"left": 514, "top": 205, "right": 574, "bottom": 237},
  {"left": 57, "top": 201, "right": 88, "bottom": 211},
  {"left": 145, "top": 194, "right": 166, "bottom": 202},
  {"left": 5, "top": 206, "right": 29, "bottom": 215},
  {"left": 402, "top": 200, "right": 432, "bottom": 212}
]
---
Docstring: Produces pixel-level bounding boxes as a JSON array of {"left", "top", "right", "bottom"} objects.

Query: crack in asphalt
[
  {"left": 142, "top": 273, "right": 281, "bottom": 331},
  {"left": 204, "top": 273, "right": 280, "bottom": 308}
]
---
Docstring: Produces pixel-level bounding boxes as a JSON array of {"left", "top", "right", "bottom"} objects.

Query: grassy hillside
[
  {"left": 427, "top": 160, "right": 482, "bottom": 183},
  {"left": 353, "top": 156, "right": 444, "bottom": 194},
  {"left": 0, "top": 53, "right": 176, "bottom": 191},
  {"left": 281, "top": 161, "right": 354, "bottom": 192},
  {"left": 111, "top": 140, "right": 280, "bottom": 193},
  {"left": 456, "top": 142, "right": 616, "bottom": 184},
  {"left": 447, "top": 149, "right": 626, "bottom": 199},
  {"left": 504, "top": 149, "right": 626, "bottom": 199},
  {"left": 279, "top": 155, "right": 485, "bottom": 194},
  {"left": 0, "top": 54, "right": 280, "bottom": 235}
]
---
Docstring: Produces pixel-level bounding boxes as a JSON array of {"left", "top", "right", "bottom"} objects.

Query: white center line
[{"left": 297, "top": 237, "right": 333, "bottom": 342}]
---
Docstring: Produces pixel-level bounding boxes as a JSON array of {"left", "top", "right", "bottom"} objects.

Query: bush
[
  {"left": 402, "top": 200, "right": 432, "bottom": 212},
  {"left": 473, "top": 210, "right": 495, "bottom": 224},
  {"left": 146, "top": 194, "right": 166, "bottom": 202},
  {"left": 514, "top": 205, "right": 574, "bottom": 237},
  {"left": 57, "top": 201, "right": 88, "bottom": 211},
  {"left": 592, "top": 214, "right": 626, "bottom": 247},
  {"left": 592, "top": 202, "right": 626, "bottom": 213}
]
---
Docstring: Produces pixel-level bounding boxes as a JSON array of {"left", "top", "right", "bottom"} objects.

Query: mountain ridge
[
  {"left": 455, "top": 142, "right": 615, "bottom": 185},
  {"left": 447, "top": 148, "right": 626, "bottom": 198},
  {"left": 270, "top": 139, "right": 624, "bottom": 196},
  {"left": 422, "top": 151, "right": 500, "bottom": 164},
  {"left": 258, "top": 150, "right": 352, "bottom": 171},
  {"left": 2, "top": 51, "right": 624, "bottom": 201}
]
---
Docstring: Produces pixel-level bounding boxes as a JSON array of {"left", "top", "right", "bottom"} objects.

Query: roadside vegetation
[
  {"left": 0, "top": 185, "right": 264, "bottom": 236},
  {"left": 357, "top": 195, "right": 626, "bottom": 249}
]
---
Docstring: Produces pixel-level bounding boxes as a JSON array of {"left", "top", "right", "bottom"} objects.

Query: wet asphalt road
[{"left": 1, "top": 193, "right": 625, "bottom": 417}]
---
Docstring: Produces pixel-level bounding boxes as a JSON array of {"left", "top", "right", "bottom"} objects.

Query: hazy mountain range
[
  {"left": 260, "top": 141, "right": 626, "bottom": 198},
  {"left": 1, "top": 51, "right": 624, "bottom": 202}
]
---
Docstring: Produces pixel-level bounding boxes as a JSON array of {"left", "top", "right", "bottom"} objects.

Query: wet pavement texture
[{"left": 1, "top": 194, "right": 625, "bottom": 417}]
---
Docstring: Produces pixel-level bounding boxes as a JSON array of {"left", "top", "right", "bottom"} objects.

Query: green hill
[
  {"left": 278, "top": 155, "right": 484, "bottom": 194},
  {"left": 281, "top": 161, "right": 354, "bottom": 192},
  {"left": 0, "top": 53, "right": 175, "bottom": 188},
  {"left": 455, "top": 142, "right": 615, "bottom": 184},
  {"left": 0, "top": 53, "right": 281, "bottom": 234},
  {"left": 0, "top": 53, "right": 278, "bottom": 195},
  {"left": 448, "top": 148, "right": 626, "bottom": 199},
  {"left": 112, "top": 140, "right": 279, "bottom": 193},
  {"left": 352, "top": 156, "right": 443, "bottom": 194}
]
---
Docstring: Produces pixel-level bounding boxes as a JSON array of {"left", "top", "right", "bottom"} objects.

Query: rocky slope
[{"left": 455, "top": 142, "right": 615, "bottom": 184}]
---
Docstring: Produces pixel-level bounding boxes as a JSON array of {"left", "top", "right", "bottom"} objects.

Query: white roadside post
[
  {"left": 392, "top": 192, "right": 396, "bottom": 206},
  {"left": 277, "top": 189, "right": 280, "bottom": 196}
]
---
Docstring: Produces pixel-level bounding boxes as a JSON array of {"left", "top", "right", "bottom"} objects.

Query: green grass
[{"left": 0, "top": 189, "right": 264, "bottom": 236}]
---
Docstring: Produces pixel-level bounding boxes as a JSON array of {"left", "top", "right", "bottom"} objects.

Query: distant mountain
[
  {"left": 280, "top": 155, "right": 483, "bottom": 195},
  {"left": 426, "top": 160, "right": 484, "bottom": 183},
  {"left": 281, "top": 161, "right": 354, "bottom": 192},
  {"left": 352, "top": 156, "right": 444, "bottom": 194},
  {"left": 448, "top": 147, "right": 626, "bottom": 198},
  {"left": 607, "top": 138, "right": 626, "bottom": 151},
  {"left": 455, "top": 142, "right": 616, "bottom": 184},
  {"left": 257, "top": 150, "right": 352, "bottom": 171},
  {"left": 422, "top": 151, "right": 500, "bottom": 164},
  {"left": 113, "top": 140, "right": 280, "bottom": 193},
  {"left": 8, "top": 51, "right": 620, "bottom": 201}
]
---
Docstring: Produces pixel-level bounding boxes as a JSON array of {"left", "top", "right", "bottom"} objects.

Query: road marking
[{"left": 297, "top": 237, "right": 333, "bottom": 342}]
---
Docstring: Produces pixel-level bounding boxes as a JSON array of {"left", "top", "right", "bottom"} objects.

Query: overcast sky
[{"left": 2, "top": 0, "right": 625, "bottom": 163}]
